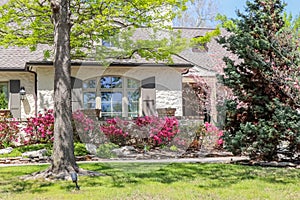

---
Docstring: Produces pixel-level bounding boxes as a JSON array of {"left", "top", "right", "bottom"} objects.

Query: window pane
[
  {"left": 101, "top": 103, "right": 111, "bottom": 112},
  {"left": 128, "top": 91, "right": 139, "bottom": 101},
  {"left": 101, "top": 92, "right": 123, "bottom": 115},
  {"left": 0, "top": 82, "right": 8, "bottom": 99},
  {"left": 111, "top": 92, "right": 122, "bottom": 101},
  {"left": 111, "top": 77, "right": 122, "bottom": 88},
  {"left": 128, "top": 102, "right": 139, "bottom": 112},
  {"left": 128, "top": 90, "right": 139, "bottom": 114},
  {"left": 83, "top": 92, "right": 96, "bottom": 109},
  {"left": 83, "top": 79, "right": 96, "bottom": 89},
  {"left": 100, "top": 77, "right": 111, "bottom": 88},
  {"left": 102, "top": 92, "right": 122, "bottom": 101},
  {"left": 101, "top": 92, "right": 112, "bottom": 101},
  {"left": 100, "top": 76, "right": 122, "bottom": 88},
  {"left": 127, "top": 79, "right": 139, "bottom": 88},
  {"left": 112, "top": 103, "right": 122, "bottom": 112}
]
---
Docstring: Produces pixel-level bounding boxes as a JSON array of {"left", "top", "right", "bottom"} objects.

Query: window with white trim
[
  {"left": 0, "top": 82, "right": 8, "bottom": 109},
  {"left": 83, "top": 76, "right": 140, "bottom": 118}
]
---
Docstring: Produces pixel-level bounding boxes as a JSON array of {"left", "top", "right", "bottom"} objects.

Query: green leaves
[
  {"left": 0, "top": 0, "right": 190, "bottom": 62},
  {"left": 0, "top": 0, "right": 53, "bottom": 48}
]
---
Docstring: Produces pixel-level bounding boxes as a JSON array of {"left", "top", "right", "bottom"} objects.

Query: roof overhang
[
  {"left": 0, "top": 68, "right": 26, "bottom": 71},
  {"left": 25, "top": 60, "right": 194, "bottom": 68}
]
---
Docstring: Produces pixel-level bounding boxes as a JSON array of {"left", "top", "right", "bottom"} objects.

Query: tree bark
[{"left": 50, "top": 0, "right": 78, "bottom": 175}]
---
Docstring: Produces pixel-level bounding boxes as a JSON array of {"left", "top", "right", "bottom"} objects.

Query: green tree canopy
[{"left": 0, "top": 0, "right": 198, "bottom": 60}]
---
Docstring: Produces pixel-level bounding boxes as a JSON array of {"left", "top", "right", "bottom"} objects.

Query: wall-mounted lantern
[{"left": 19, "top": 87, "right": 26, "bottom": 100}]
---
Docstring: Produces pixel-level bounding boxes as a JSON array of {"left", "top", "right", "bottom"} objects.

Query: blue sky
[{"left": 218, "top": 0, "right": 300, "bottom": 19}]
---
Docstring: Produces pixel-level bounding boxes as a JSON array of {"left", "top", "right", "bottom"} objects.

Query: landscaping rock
[
  {"left": 111, "top": 146, "right": 137, "bottom": 157},
  {"left": 85, "top": 143, "right": 97, "bottom": 155},
  {"left": 22, "top": 149, "right": 47, "bottom": 158},
  {"left": 0, "top": 147, "right": 13, "bottom": 155}
]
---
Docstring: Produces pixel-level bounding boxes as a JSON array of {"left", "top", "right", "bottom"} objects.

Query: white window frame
[{"left": 82, "top": 76, "right": 140, "bottom": 118}]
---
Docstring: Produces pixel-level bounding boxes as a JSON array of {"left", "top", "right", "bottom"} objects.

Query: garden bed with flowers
[
  {"left": 73, "top": 110, "right": 224, "bottom": 158},
  {"left": 0, "top": 109, "right": 225, "bottom": 162}
]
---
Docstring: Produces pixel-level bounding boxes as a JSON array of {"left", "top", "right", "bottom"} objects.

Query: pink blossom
[{"left": 23, "top": 109, "right": 54, "bottom": 144}]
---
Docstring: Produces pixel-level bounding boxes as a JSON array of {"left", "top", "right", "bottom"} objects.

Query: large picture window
[{"left": 83, "top": 76, "right": 140, "bottom": 118}]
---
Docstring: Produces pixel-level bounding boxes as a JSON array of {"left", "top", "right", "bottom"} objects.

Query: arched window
[{"left": 83, "top": 76, "right": 140, "bottom": 118}]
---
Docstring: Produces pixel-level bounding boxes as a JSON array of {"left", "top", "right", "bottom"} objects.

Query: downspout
[{"left": 25, "top": 65, "right": 38, "bottom": 117}]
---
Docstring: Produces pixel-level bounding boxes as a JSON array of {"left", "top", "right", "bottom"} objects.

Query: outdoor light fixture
[
  {"left": 19, "top": 87, "right": 26, "bottom": 100},
  {"left": 70, "top": 172, "right": 80, "bottom": 190}
]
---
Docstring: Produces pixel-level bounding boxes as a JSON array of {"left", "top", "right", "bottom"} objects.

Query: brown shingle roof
[{"left": 0, "top": 45, "right": 50, "bottom": 70}]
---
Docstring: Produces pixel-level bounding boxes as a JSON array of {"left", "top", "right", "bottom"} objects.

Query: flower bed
[{"left": 100, "top": 116, "right": 179, "bottom": 149}]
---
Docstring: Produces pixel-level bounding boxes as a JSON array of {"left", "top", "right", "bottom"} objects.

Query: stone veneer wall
[{"left": 156, "top": 90, "right": 182, "bottom": 116}]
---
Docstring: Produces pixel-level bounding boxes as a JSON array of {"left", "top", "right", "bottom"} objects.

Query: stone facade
[{"left": 156, "top": 90, "right": 182, "bottom": 116}]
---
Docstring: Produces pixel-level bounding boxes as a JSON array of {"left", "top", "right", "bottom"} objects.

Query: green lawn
[{"left": 0, "top": 162, "right": 299, "bottom": 200}]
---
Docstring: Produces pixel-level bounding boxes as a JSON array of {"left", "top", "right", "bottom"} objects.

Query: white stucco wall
[
  {"left": 0, "top": 72, "right": 36, "bottom": 119},
  {"left": 36, "top": 67, "right": 55, "bottom": 113},
  {"left": 33, "top": 65, "right": 184, "bottom": 117}
]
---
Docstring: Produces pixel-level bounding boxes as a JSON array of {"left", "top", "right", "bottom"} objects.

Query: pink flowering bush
[
  {"left": 100, "top": 116, "right": 179, "bottom": 148},
  {"left": 143, "top": 116, "right": 179, "bottom": 146},
  {"left": 72, "top": 110, "right": 95, "bottom": 133},
  {"left": 23, "top": 109, "right": 54, "bottom": 144},
  {"left": 100, "top": 118, "right": 129, "bottom": 146},
  {"left": 0, "top": 118, "right": 20, "bottom": 148},
  {"left": 202, "top": 122, "right": 224, "bottom": 149},
  {"left": 172, "top": 137, "right": 189, "bottom": 149},
  {"left": 72, "top": 110, "right": 106, "bottom": 145}
]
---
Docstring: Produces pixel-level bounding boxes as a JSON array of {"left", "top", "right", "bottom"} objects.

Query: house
[{"left": 0, "top": 28, "right": 229, "bottom": 123}]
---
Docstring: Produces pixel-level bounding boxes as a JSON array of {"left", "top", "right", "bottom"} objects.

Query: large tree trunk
[
  {"left": 50, "top": 0, "right": 78, "bottom": 175},
  {"left": 33, "top": 0, "right": 101, "bottom": 179},
  {"left": 21, "top": 0, "right": 77, "bottom": 180},
  {"left": 22, "top": 0, "right": 101, "bottom": 180}
]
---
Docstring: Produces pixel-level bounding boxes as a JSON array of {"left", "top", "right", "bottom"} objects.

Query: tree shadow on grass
[
  {"left": 125, "top": 163, "right": 254, "bottom": 187},
  {"left": 0, "top": 179, "right": 54, "bottom": 194},
  {"left": 95, "top": 163, "right": 300, "bottom": 189},
  {"left": 253, "top": 167, "right": 300, "bottom": 185},
  {"left": 1, "top": 162, "right": 299, "bottom": 194},
  {"left": 0, "top": 166, "right": 56, "bottom": 194}
]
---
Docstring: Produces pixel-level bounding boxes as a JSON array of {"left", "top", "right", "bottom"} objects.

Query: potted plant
[{"left": 156, "top": 107, "right": 176, "bottom": 117}]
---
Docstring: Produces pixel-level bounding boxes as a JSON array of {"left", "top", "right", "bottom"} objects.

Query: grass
[
  {"left": 0, "top": 143, "right": 88, "bottom": 158},
  {"left": 0, "top": 144, "right": 53, "bottom": 158},
  {"left": 0, "top": 162, "right": 299, "bottom": 200}
]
